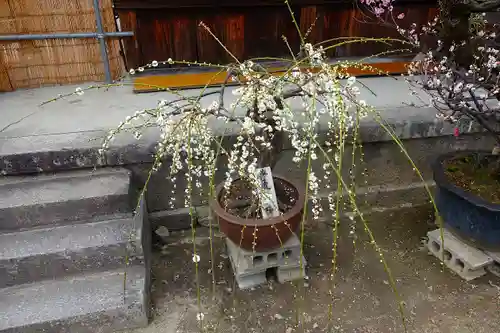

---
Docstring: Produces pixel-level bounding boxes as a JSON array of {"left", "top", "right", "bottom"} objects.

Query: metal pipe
[
  {"left": 0, "top": 32, "right": 133, "bottom": 41},
  {"left": 93, "top": 0, "right": 112, "bottom": 83}
]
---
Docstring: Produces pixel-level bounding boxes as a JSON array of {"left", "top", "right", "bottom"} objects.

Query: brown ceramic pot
[{"left": 210, "top": 175, "right": 305, "bottom": 251}]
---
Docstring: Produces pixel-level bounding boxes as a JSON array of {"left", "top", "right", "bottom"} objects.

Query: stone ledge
[
  {"left": 0, "top": 76, "right": 487, "bottom": 175},
  {"left": 0, "top": 109, "right": 482, "bottom": 176}
]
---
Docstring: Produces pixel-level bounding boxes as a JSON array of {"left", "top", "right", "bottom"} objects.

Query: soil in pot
[
  {"left": 444, "top": 153, "right": 500, "bottom": 204},
  {"left": 220, "top": 178, "right": 296, "bottom": 219}
]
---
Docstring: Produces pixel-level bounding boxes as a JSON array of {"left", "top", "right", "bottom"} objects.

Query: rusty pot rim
[{"left": 209, "top": 174, "right": 306, "bottom": 227}]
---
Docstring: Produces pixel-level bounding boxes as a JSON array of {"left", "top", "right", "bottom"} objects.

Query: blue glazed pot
[{"left": 433, "top": 150, "right": 500, "bottom": 251}]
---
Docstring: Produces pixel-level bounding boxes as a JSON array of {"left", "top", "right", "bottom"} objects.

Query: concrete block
[
  {"left": 277, "top": 265, "right": 306, "bottom": 284},
  {"left": 427, "top": 229, "right": 493, "bottom": 281},
  {"left": 0, "top": 168, "right": 132, "bottom": 231},
  {"left": 226, "top": 234, "right": 303, "bottom": 272},
  {"left": 485, "top": 250, "right": 500, "bottom": 263},
  {"left": 485, "top": 251, "right": 500, "bottom": 278},
  {"left": 235, "top": 271, "right": 268, "bottom": 290},
  {"left": 226, "top": 233, "right": 306, "bottom": 289},
  {"left": 0, "top": 198, "right": 147, "bottom": 288},
  {"left": 0, "top": 266, "right": 149, "bottom": 333},
  {"left": 487, "top": 263, "right": 500, "bottom": 278}
]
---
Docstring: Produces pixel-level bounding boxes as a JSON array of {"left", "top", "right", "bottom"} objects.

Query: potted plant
[
  {"left": 397, "top": 0, "right": 500, "bottom": 250},
  {"left": 102, "top": 41, "right": 372, "bottom": 252},
  {"left": 96, "top": 15, "right": 420, "bottom": 257}
]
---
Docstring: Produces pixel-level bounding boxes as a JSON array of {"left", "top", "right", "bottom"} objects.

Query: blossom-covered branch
[{"left": 363, "top": 0, "right": 500, "bottom": 144}]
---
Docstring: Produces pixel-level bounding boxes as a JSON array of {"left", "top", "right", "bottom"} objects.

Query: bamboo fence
[{"left": 0, "top": 0, "right": 124, "bottom": 91}]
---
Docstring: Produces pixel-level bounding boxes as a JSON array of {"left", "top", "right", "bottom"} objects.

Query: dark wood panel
[
  {"left": 300, "top": 6, "right": 324, "bottom": 45},
  {"left": 196, "top": 14, "right": 224, "bottom": 64},
  {"left": 320, "top": 4, "right": 437, "bottom": 57},
  {"left": 134, "top": 10, "right": 198, "bottom": 66},
  {"left": 115, "top": 0, "right": 436, "bottom": 9},
  {"left": 243, "top": 6, "right": 300, "bottom": 59},
  {"left": 198, "top": 13, "right": 245, "bottom": 63},
  {"left": 116, "top": 0, "right": 348, "bottom": 9},
  {"left": 172, "top": 17, "right": 198, "bottom": 62},
  {"left": 121, "top": 3, "right": 437, "bottom": 68},
  {"left": 136, "top": 13, "right": 173, "bottom": 65},
  {"left": 224, "top": 14, "right": 245, "bottom": 61}
]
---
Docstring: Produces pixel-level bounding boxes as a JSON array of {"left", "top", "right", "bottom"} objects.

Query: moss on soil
[{"left": 444, "top": 154, "right": 500, "bottom": 204}]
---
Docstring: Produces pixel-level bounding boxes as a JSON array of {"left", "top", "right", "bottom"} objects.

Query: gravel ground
[{"left": 128, "top": 206, "right": 500, "bottom": 333}]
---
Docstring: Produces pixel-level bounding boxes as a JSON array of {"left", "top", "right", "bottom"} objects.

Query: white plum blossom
[
  {"left": 377, "top": 0, "right": 500, "bottom": 146},
  {"left": 158, "top": 100, "right": 168, "bottom": 108},
  {"left": 347, "top": 76, "right": 356, "bottom": 86},
  {"left": 75, "top": 87, "right": 84, "bottom": 96},
  {"left": 241, "top": 117, "right": 256, "bottom": 134}
]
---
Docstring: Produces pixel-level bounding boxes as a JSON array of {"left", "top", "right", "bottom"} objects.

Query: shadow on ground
[{"left": 129, "top": 206, "right": 500, "bottom": 333}]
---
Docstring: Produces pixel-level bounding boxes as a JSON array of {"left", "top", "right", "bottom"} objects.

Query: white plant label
[{"left": 253, "top": 167, "right": 280, "bottom": 219}]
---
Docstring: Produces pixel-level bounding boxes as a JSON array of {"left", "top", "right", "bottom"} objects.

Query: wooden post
[
  {"left": 116, "top": 10, "right": 140, "bottom": 70},
  {"left": 0, "top": 57, "right": 13, "bottom": 92}
]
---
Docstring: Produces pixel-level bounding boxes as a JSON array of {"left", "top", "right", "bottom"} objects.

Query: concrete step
[
  {"left": 0, "top": 168, "right": 133, "bottom": 231},
  {"left": 0, "top": 266, "right": 150, "bottom": 333},
  {"left": 0, "top": 205, "right": 146, "bottom": 288}
]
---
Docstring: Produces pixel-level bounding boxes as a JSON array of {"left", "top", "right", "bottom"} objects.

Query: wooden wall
[{"left": 116, "top": 0, "right": 437, "bottom": 69}]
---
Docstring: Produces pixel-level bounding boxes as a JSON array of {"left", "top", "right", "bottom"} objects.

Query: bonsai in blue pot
[
  {"left": 411, "top": 1, "right": 500, "bottom": 250},
  {"left": 408, "top": 5, "right": 500, "bottom": 250},
  {"left": 433, "top": 151, "right": 500, "bottom": 250}
]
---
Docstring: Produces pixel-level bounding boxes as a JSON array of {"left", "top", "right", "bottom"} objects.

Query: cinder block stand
[
  {"left": 226, "top": 233, "right": 307, "bottom": 289},
  {"left": 427, "top": 228, "right": 499, "bottom": 281}
]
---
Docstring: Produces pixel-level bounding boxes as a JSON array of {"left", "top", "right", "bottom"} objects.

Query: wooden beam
[{"left": 133, "top": 60, "right": 411, "bottom": 93}]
